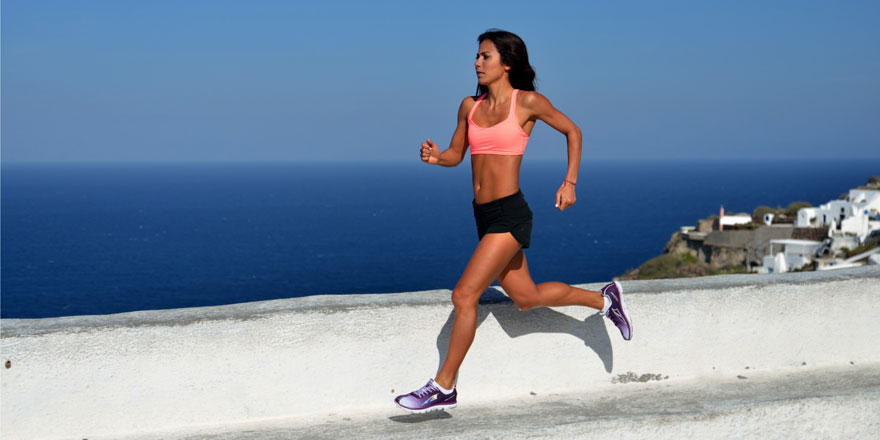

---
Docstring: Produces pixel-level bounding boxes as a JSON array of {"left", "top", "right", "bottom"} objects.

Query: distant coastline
[{"left": 618, "top": 176, "right": 880, "bottom": 280}]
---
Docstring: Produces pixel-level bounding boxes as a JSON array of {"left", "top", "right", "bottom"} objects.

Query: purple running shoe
[
  {"left": 394, "top": 379, "right": 457, "bottom": 414},
  {"left": 601, "top": 281, "right": 632, "bottom": 340}
]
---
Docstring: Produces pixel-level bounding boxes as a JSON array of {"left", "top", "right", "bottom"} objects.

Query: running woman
[{"left": 395, "top": 29, "right": 632, "bottom": 414}]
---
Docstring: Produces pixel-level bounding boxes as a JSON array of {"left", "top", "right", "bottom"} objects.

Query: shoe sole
[
  {"left": 396, "top": 402, "right": 457, "bottom": 414},
  {"left": 614, "top": 281, "right": 633, "bottom": 340}
]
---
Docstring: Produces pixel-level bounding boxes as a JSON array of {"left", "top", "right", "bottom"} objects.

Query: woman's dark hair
[{"left": 476, "top": 29, "right": 537, "bottom": 97}]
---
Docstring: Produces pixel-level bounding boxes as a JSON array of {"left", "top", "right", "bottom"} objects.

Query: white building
[
  {"left": 796, "top": 188, "right": 880, "bottom": 244},
  {"left": 720, "top": 215, "right": 752, "bottom": 228},
  {"left": 758, "top": 239, "right": 823, "bottom": 273},
  {"left": 718, "top": 205, "right": 752, "bottom": 230}
]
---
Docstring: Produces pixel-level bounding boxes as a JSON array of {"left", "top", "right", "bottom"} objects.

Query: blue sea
[{"left": 2, "top": 159, "right": 877, "bottom": 319}]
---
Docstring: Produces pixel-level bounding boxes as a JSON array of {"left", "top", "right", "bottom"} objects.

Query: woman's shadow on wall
[
  {"left": 389, "top": 287, "right": 612, "bottom": 423},
  {"left": 433, "top": 287, "right": 614, "bottom": 376}
]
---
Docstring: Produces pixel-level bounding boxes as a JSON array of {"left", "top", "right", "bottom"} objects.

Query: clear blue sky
[{"left": 2, "top": 0, "right": 878, "bottom": 162}]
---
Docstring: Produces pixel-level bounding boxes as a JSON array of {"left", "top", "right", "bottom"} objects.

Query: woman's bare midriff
[{"left": 471, "top": 154, "right": 523, "bottom": 204}]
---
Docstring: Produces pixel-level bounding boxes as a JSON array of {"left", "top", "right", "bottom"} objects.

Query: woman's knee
[
  {"left": 451, "top": 286, "right": 481, "bottom": 311},
  {"left": 509, "top": 291, "right": 540, "bottom": 311},
  {"left": 503, "top": 280, "right": 541, "bottom": 310}
]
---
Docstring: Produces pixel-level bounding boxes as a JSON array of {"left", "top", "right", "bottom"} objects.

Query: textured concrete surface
[
  {"left": 129, "top": 364, "right": 880, "bottom": 440},
  {"left": 2, "top": 266, "right": 879, "bottom": 439},
  {"left": 4, "top": 265, "right": 875, "bottom": 337}
]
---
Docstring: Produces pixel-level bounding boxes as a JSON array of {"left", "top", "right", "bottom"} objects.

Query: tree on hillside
[
  {"left": 753, "top": 205, "right": 775, "bottom": 222},
  {"left": 785, "top": 201, "right": 812, "bottom": 217}
]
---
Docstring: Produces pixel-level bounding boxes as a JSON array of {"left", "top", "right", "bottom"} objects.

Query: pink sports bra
[{"left": 468, "top": 89, "right": 530, "bottom": 156}]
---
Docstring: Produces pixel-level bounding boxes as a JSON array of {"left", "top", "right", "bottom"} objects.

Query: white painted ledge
[{"left": 2, "top": 266, "right": 879, "bottom": 439}]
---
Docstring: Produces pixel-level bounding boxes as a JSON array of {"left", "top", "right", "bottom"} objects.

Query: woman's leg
[
  {"left": 497, "top": 250, "right": 605, "bottom": 311},
  {"left": 433, "top": 233, "right": 524, "bottom": 390}
]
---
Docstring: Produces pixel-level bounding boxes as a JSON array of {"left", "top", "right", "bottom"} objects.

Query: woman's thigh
[
  {"left": 496, "top": 249, "right": 539, "bottom": 304},
  {"left": 454, "top": 233, "right": 523, "bottom": 302}
]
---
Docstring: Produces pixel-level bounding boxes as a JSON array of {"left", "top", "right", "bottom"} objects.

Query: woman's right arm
[{"left": 421, "top": 97, "right": 473, "bottom": 167}]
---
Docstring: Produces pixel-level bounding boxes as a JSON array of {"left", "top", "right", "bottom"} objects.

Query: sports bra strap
[
  {"left": 467, "top": 94, "right": 485, "bottom": 121},
  {"left": 468, "top": 90, "right": 518, "bottom": 122},
  {"left": 509, "top": 89, "right": 518, "bottom": 116}
]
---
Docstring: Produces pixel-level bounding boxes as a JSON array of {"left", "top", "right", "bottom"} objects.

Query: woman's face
[{"left": 474, "top": 40, "right": 509, "bottom": 86}]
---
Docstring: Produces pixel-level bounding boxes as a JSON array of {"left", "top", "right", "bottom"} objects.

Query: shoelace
[{"left": 414, "top": 382, "right": 439, "bottom": 398}]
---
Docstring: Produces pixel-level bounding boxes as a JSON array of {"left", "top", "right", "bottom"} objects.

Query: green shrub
[
  {"left": 727, "top": 222, "right": 758, "bottom": 230},
  {"left": 845, "top": 243, "right": 878, "bottom": 258},
  {"left": 791, "top": 262, "right": 815, "bottom": 272},
  {"left": 713, "top": 264, "right": 748, "bottom": 275},
  {"left": 753, "top": 205, "right": 775, "bottom": 222},
  {"left": 638, "top": 254, "right": 684, "bottom": 280},
  {"left": 785, "top": 201, "right": 812, "bottom": 217},
  {"left": 636, "top": 253, "right": 749, "bottom": 280}
]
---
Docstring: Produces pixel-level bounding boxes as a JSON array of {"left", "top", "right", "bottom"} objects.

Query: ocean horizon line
[{"left": 3, "top": 156, "right": 878, "bottom": 167}]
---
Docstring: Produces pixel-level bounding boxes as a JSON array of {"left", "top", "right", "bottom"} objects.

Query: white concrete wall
[
  {"left": 720, "top": 215, "right": 751, "bottom": 227},
  {"left": 840, "top": 213, "right": 866, "bottom": 239},
  {"left": 2, "top": 267, "right": 879, "bottom": 440},
  {"left": 849, "top": 189, "right": 880, "bottom": 207},
  {"left": 796, "top": 208, "right": 816, "bottom": 227}
]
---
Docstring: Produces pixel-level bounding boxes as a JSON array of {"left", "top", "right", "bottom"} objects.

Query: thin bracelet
[{"left": 564, "top": 179, "right": 577, "bottom": 186}]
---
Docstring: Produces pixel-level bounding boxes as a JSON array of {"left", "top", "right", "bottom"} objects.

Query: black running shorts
[{"left": 472, "top": 189, "right": 533, "bottom": 249}]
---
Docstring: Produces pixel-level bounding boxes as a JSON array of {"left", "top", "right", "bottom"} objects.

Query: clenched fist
[{"left": 420, "top": 139, "right": 440, "bottom": 165}]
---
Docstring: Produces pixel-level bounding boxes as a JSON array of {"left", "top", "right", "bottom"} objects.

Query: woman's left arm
[{"left": 522, "top": 91, "right": 582, "bottom": 212}]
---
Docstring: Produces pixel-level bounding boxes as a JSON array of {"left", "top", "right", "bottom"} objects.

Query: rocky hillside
[
  {"left": 618, "top": 176, "right": 879, "bottom": 280},
  {"left": 617, "top": 229, "right": 749, "bottom": 281}
]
